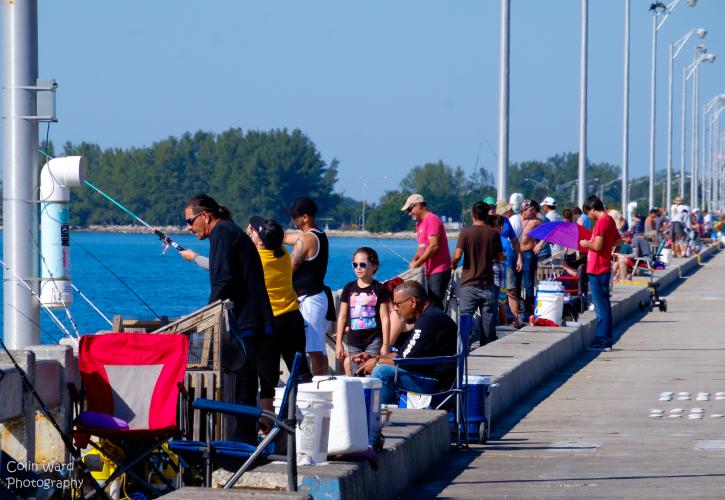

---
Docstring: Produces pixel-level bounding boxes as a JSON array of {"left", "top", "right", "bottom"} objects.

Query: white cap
[
  {"left": 541, "top": 196, "right": 556, "bottom": 208},
  {"left": 509, "top": 193, "right": 523, "bottom": 214}
]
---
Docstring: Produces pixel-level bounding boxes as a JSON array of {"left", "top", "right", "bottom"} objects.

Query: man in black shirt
[
  {"left": 353, "top": 281, "right": 457, "bottom": 404},
  {"left": 184, "top": 194, "right": 273, "bottom": 444}
]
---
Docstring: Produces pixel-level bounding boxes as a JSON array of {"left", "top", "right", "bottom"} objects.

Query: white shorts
[{"left": 298, "top": 291, "right": 330, "bottom": 353}]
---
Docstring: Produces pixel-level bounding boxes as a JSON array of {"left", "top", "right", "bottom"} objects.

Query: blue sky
[{"left": 4, "top": 0, "right": 725, "bottom": 203}]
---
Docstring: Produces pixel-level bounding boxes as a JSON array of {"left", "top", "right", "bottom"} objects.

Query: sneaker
[{"left": 587, "top": 340, "right": 612, "bottom": 352}]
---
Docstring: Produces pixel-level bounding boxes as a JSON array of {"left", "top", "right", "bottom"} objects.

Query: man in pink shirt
[
  {"left": 579, "top": 195, "right": 621, "bottom": 351},
  {"left": 401, "top": 194, "right": 452, "bottom": 309}
]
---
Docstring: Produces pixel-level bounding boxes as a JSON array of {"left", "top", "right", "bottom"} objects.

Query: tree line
[{"left": 51, "top": 127, "right": 669, "bottom": 232}]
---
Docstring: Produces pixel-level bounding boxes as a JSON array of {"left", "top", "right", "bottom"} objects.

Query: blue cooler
[{"left": 448, "top": 375, "right": 494, "bottom": 442}]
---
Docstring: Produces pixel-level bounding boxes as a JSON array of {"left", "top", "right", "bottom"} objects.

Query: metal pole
[
  {"left": 666, "top": 40, "right": 674, "bottom": 211},
  {"left": 622, "top": 0, "right": 630, "bottom": 213},
  {"left": 690, "top": 60, "right": 697, "bottom": 207},
  {"left": 578, "top": 0, "right": 588, "bottom": 208},
  {"left": 2, "top": 0, "right": 40, "bottom": 349},
  {"left": 648, "top": 9, "right": 657, "bottom": 210},
  {"left": 680, "top": 65, "right": 687, "bottom": 199},
  {"left": 497, "top": 0, "right": 510, "bottom": 203},
  {"left": 690, "top": 64, "right": 700, "bottom": 209}
]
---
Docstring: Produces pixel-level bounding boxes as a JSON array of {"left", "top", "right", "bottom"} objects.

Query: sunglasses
[
  {"left": 185, "top": 212, "right": 205, "bottom": 226},
  {"left": 405, "top": 204, "right": 416, "bottom": 214},
  {"left": 392, "top": 296, "right": 413, "bottom": 308},
  {"left": 352, "top": 261, "right": 368, "bottom": 269}
]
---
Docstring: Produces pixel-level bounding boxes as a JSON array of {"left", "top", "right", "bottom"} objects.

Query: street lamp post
[
  {"left": 648, "top": 0, "right": 698, "bottom": 210},
  {"left": 578, "top": 0, "right": 588, "bottom": 209},
  {"left": 688, "top": 48, "right": 716, "bottom": 208},
  {"left": 667, "top": 28, "right": 706, "bottom": 211},
  {"left": 682, "top": 50, "right": 715, "bottom": 206},
  {"left": 497, "top": 0, "right": 510, "bottom": 203},
  {"left": 622, "top": 0, "right": 630, "bottom": 214}
]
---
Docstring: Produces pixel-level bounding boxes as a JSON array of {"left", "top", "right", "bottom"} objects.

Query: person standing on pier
[
  {"left": 580, "top": 195, "right": 620, "bottom": 351},
  {"left": 450, "top": 201, "right": 504, "bottom": 346},
  {"left": 518, "top": 199, "right": 544, "bottom": 322},
  {"left": 183, "top": 194, "right": 273, "bottom": 444},
  {"left": 284, "top": 197, "right": 335, "bottom": 376},
  {"left": 402, "top": 194, "right": 452, "bottom": 309}
]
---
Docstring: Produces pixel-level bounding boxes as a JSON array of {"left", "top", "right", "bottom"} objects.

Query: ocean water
[{"left": 0, "top": 232, "right": 455, "bottom": 344}]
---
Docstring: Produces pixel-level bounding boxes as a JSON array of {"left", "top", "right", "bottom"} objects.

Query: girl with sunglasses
[{"left": 335, "top": 247, "right": 390, "bottom": 376}]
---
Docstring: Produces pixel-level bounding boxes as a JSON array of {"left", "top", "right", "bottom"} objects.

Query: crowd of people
[{"left": 177, "top": 191, "right": 725, "bottom": 440}]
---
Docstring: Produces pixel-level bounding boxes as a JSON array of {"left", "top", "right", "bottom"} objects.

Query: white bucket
[
  {"left": 296, "top": 399, "right": 333, "bottom": 464},
  {"left": 660, "top": 248, "right": 672, "bottom": 266},
  {"left": 537, "top": 280, "right": 564, "bottom": 292},
  {"left": 308, "top": 378, "right": 368, "bottom": 455},
  {"left": 535, "top": 289, "right": 564, "bottom": 325},
  {"left": 274, "top": 385, "right": 334, "bottom": 464}
]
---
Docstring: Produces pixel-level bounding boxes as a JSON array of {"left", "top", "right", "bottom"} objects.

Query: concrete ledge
[
  {"left": 213, "top": 409, "right": 449, "bottom": 500},
  {"left": 470, "top": 244, "right": 720, "bottom": 424},
  {"left": 164, "top": 488, "right": 312, "bottom": 499}
]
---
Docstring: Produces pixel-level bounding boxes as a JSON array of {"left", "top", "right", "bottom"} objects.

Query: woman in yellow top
[{"left": 246, "top": 216, "right": 312, "bottom": 420}]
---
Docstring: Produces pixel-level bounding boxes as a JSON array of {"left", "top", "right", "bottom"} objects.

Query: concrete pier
[{"left": 408, "top": 248, "right": 725, "bottom": 498}]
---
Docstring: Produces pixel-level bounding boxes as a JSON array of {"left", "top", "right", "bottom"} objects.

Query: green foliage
[
  {"left": 66, "top": 128, "right": 337, "bottom": 226},
  {"left": 366, "top": 191, "right": 413, "bottom": 233}
]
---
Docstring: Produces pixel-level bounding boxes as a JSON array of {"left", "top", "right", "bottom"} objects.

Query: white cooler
[{"left": 307, "top": 377, "right": 369, "bottom": 455}]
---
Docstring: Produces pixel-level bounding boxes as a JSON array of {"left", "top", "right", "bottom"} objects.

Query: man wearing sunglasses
[
  {"left": 401, "top": 193, "right": 452, "bottom": 310},
  {"left": 353, "top": 280, "right": 457, "bottom": 404}
]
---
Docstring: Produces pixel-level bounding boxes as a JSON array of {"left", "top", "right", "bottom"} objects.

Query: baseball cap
[
  {"left": 401, "top": 193, "right": 425, "bottom": 212},
  {"left": 248, "top": 216, "right": 284, "bottom": 251},
  {"left": 509, "top": 193, "right": 523, "bottom": 213},
  {"left": 289, "top": 197, "right": 318, "bottom": 218},
  {"left": 541, "top": 196, "right": 556, "bottom": 208},
  {"left": 483, "top": 196, "right": 496, "bottom": 205}
]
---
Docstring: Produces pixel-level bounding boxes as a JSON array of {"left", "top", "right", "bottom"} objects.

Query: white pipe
[{"left": 39, "top": 156, "right": 84, "bottom": 308}]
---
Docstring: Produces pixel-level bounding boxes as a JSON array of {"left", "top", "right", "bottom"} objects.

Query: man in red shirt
[
  {"left": 579, "top": 195, "right": 621, "bottom": 350},
  {"left": 402, "top": 194, "right": 452, "bottom": 309}
]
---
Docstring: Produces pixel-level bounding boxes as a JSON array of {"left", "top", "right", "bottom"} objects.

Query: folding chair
[
  {"left": 631, "top": 240, "right": 666, "bottom": 277},
  {"left": 393, "top": 315, "right": 473, "bottom": 448},
  {"left": 168, "top": 352, "right": 303, "bottom": 491},
  {"left": 72, "top": 332, "right": 189, "bottom": 499}
]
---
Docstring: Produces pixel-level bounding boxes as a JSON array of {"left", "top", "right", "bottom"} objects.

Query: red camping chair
[{"left": 72, "top": 333, "right": 188, "bottom": 499}]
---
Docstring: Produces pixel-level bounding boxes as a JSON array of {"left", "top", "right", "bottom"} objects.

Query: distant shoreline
[{"left": 68, "top": 225, "right": 460, "bottom": 240}]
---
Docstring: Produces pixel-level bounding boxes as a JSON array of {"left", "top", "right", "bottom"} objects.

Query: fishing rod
[
  {"left": 460, "top": 142, "right": 484, "bottom": 228},
  {"left": 0, "top": 338, "right": 110, "bottom": 500},
  {"left": 83, "top": 180, "right": 185, "bottom": 253},
  {"left": 29, "top": 228, "right": 83, "bottom": 339},
  {"left": 0, "top": 258, "right": 76, "bottom": 341}
]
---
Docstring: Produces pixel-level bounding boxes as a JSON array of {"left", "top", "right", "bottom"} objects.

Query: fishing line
[
  {"left": 83, "top": 180, "right": 185, "bottom": 253},
  {"left": 73, "top": 239, "right": 162, "bottom": 320},
  {"left": 28, "top": 227, "right": 83, "bottom": 338},
  {"left": 366, "top": 236, "right": 410, "bottom": 264},
  {"left": 5, "top": 303, "right": 64, "bottom": 345},
  {"left": 0, "top": 258, "right": 75, "bottom": 340},
  {"left": 71, "top": 283, "right": 113, "bottom": 327}
]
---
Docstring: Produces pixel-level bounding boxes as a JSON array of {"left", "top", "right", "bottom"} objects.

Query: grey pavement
[{"left": 406, "top": 250, "right": 725, "bottom": 499}]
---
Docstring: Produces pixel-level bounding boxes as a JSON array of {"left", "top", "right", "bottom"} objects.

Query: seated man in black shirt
[{"left": 353, "top": 280, "right": 457, "bottom": 404}]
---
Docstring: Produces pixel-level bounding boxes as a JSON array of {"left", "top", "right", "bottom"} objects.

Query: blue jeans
[
  {"left": 372, "top": 363, "right": 439, "bottom": 404},
  {"left": 458, "top": 284, "right": 498, "bottom": 345},
  {"left": 520, "top": 250, "right": 537, "bottom": 317},
  {"left": 588, "top": 272, "right": 613, "bottom": 344},
  {"left": 426, "top": 270, "right": 452, "bottom": 310}
]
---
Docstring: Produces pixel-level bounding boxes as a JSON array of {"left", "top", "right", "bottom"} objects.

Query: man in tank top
[{"left": 284, "top": 197, "right": 333, "bottom": 376}]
